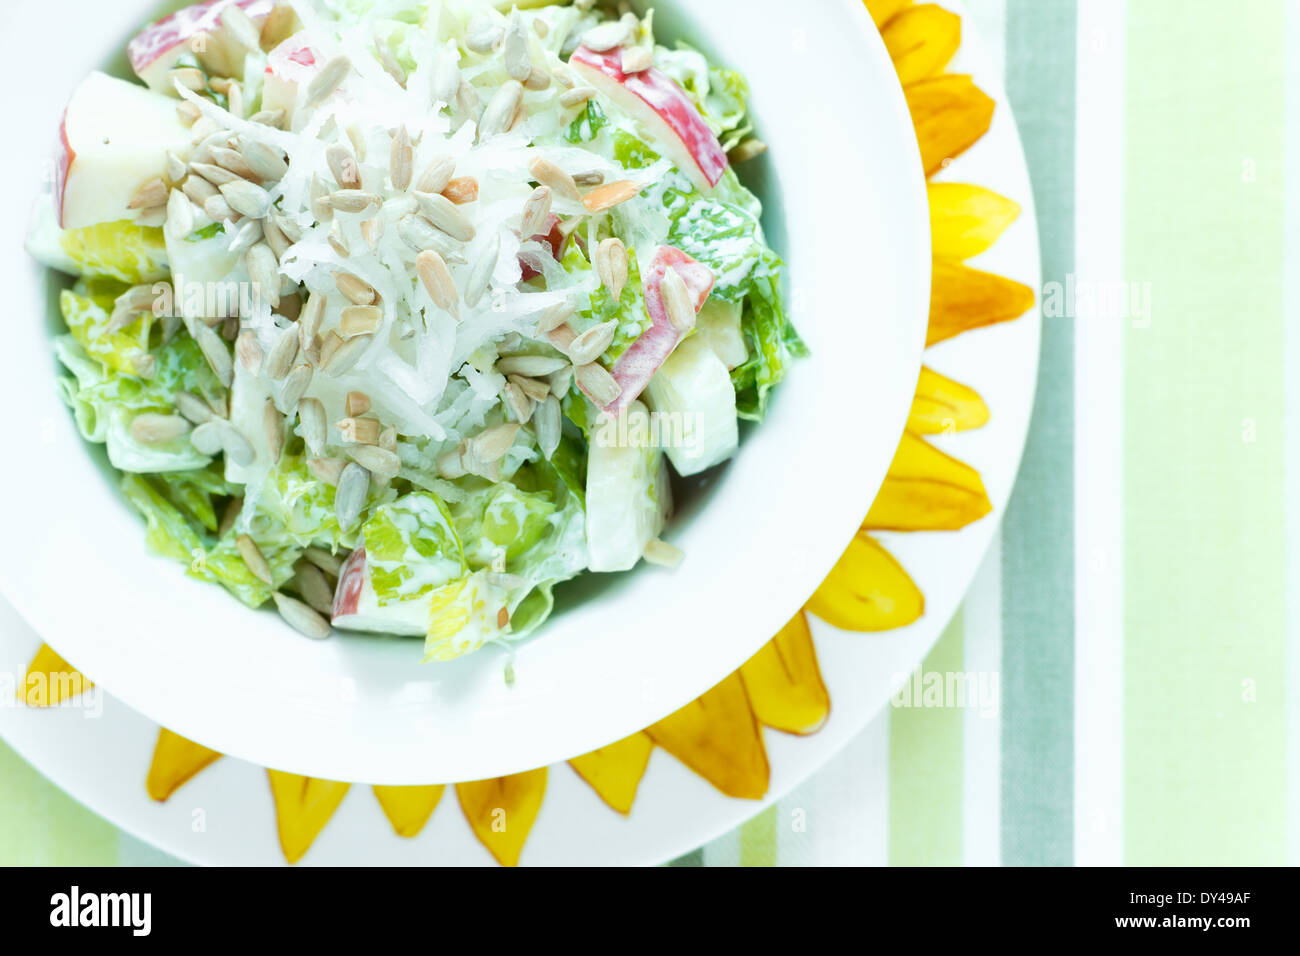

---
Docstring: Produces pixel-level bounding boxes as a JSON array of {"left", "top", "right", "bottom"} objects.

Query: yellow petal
[
  {"left": 372, "top": 785, "right": 445, "bottom": 838},
  {"left": 904, "top": 74, "right": 995, "bottom": 177},
  {"left": 267, "top": 771, "right": 351, "bottom": 865},
  {"left": 908, "top": 365, "right": 991, "bottom": 434},
  {"left": 18, "top": 644, "right": 92, "bottom": 706},
  {"left": 882, "top": 4, "right": 961, "bottom": 85},
  {"left": 646, "top": 671, "right": 769, "bottom": 800},
  {"left": 806, "top": 534, "right": 924, "bottom": 631},
  {"left": 740, "top": 611, "right": 830, "bottom": 735},
  {"left": 929, "top": 183, "right": 1021, "bottom": 260},
  {"left": 865, "top": 431, "right": 992, "bottom": 531},
  {"left": 568, "top": 732, "right": 654, "bottom": 814},
  {"left": 928, "top": 257, "right": 1035, "bottom": 346},
  {"left": 864, "top": 0, "right": 912, "bottom": 30},
  {"left": 456, "top": 769, "right": 548, "bottom": 867},
  {"left": 145, "top": 729, "right": 222, "bottom": 802}
]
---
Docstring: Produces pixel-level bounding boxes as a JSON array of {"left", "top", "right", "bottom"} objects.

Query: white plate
[
  {"left": 0, "top": 1, "right": 1039, "bottom": 864},
  {"left": 0, "top": 0, "right": 930, "bottom": 784}
]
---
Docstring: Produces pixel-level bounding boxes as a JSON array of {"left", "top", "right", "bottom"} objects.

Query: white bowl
[{"left": 0, "top": 0, "right": 928, "bottom": 784}]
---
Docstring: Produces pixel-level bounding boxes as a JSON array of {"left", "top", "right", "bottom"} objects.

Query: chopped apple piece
[
  {"left": 694, "top": 297, "right": 747, "bottom": 369},
  {"left": 646, "top": 670, "right": 769, "bottom": 799},
  {"left": 585, "top": 401, "right": 672, "bottom": 572},
  {"left": 599, "top": 245, "right": 714, "bottom": 413},
  {"left": 262, "top": 33, "right": 320, "bottom": 122},
  {"left": 55, "top": 72, "right": 193, "bottom": 229},
  {"left": 331, "top": 547, "right": 430, "bottom": 637},
  {"left": 456, "top": 769, "right": 548, "bottom": 867},
  {"left": 569, "top": 45, "right": 729, "bottom": 191},
  {"left": 128, "top": 0, "right": 276, "bottom": 92},
  {"left": 372, "top": 785, "right": 445, "bottom": 838},
  {"left": 146, "top": 728, "right": 222, "bottom": 801},
  {"left": 645, "top": 335, "right": 738, "bottom": 476}
]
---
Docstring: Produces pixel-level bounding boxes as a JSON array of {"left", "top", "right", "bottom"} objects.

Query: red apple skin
[
  {"left": 53, "top": 110, "right": 73, "bottom": 228},
  {"left": 569, "top": 46, "right": 729, "bottom": 191},
  {"left": 591, "top": 245, "right": 714, "bottom": 414},
  {"left": 519, "top": 214, "right": 565, "bottom": 281},
  {"left": 331, "top": 547, "right": 367, "bottom": 620},
  {"left": 128, "top": 0, "right": 273, "bottom": 85}
]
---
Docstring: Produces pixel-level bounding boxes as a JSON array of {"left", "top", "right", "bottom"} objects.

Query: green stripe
[
  {"left": 666, "top": 848, "right": 703, "bottom": 867},
  {"left": 999, "top": 0, "right": 1077, "bottom": 866},
  {"left": 888, "top": 611, "right": 964, "bottom": 866},
  {"left": 739, "top": 805, "right": 778, "bottom": 866},
  {"left": 0, "top": 741, "right": 118, "bottom": 865},
  {"left": 1122, "top": 0, "right": 1287, "bottom": 865}
]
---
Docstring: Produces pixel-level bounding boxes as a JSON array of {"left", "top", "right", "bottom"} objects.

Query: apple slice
[
  {"left": 518, "top": 213, "right": 565, "bottom": 281},
  {"left": 262, "top": 33, "right": 320, "bottom": 122},
  {"left": 590, "top": 245, "right": 713, "bottom": 414},
  {"left": 128, "top": 0, "right": 275, "bottom": 92},
  {"left": 55, "top": 71, "right": 194, "bottom": 229},
  {"left": 569, "top": 45, "right": 729, "bottom": 191},
  {"left": 585, "top": 400, "right": 673, "bottom": 572},
  {"left": 331, "top": 548, "right": 429, "bottom": 637},
  {"left": 645, "top": 334, "right": 738, "bottom": 476}
]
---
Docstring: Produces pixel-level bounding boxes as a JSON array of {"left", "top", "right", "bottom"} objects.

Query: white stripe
[
  {"left": 962, "top": 534, "right": 1003, "bottom": 865},
  {"left": 963, "top": 0, "right": 1007, "bottom": 75},
  {"left": 1071, "top": 0, "right": 1127, "bottom": 866},
  {"left": 1284, "top": 0, "right": 1300, "bottom": 869}
]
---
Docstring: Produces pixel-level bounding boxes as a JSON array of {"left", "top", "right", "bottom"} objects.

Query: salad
[{"left": 25, "top": 0, "right": 802, "bottom": 661}]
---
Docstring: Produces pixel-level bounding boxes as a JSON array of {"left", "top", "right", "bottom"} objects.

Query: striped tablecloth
[{"left": 3, "top": 0, "right": 1295, "bottom": 866}]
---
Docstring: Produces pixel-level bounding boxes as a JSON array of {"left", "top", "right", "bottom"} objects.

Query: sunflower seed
[
  {"left": 328, "top": 190, "right": 381, "bottom": 214},
  {"left": 379, "top": 425, "right": 397, "bottom": 452},
  {"left": 298, "top": 397, "right": 327, "bottom": 455},
  {"left": 174, "top": 390, "right": 217, "bottom": 425},
  {"left": 279, "top": 362, "right": 313, "bottom": 411},
  {"left": 437, "top": 445, "right": 468, "bottom": 479},
  {"left": 127, "top": 176, "right": 167, "bottom": 211},
  {"left": 478, "top": 80, "right": 523, "bottom": 139},
  {"left": 236, "top": 329, "right": 262, "bottom": 372},
  {"left": 534, "top": 394, "right": 561, "bottom": 459},
  {"left": 273, "top": 592, "right": 331, "bottom": 639},
  {"left": 416, "top": 250, "right": 459, "bottom": 316},
  {"left": 263, "top": 399, "right": 285, "bottom": 463},
  {"left": 496, "top": 354, "right": 568, "bottom": 377},
  {"left": 219, "top": 217, "right": 256, "bottom": 255},
  {"left": 345, "top": 391, "right": 371, "bottom": 417},
  {"left": 203, "top": 195, "right": 235, "bottom": 222},
  {"left": 559, "top": 85, "right": 597, "bottom": 108},
  {"left": 412, "top": 191, "right": 475, "bottom": 241},
  {"left": 584, "top": 20, "right": 634, "bottom": 51},
  {"left": 396, "top": 213, "right": 441, "bottom": 252},
  {"left": 193, "top": 322, "right": 233, "bottom": 386},
  {"left": 520, "top": 185, "right": 552, "bottom": 240},
  {"left": 219, "top": 179, "right": 271, "bottom": 218},
  {"left": 191, "top": 419, "right": 253, "bottom": 464},
  {"left": 464, "top": 233, "right": 499, "bottom": 307},
  {"left": 241, "top": 139, "right": 289, "bottom": 181},
  {"left": 334, "top": 463, "right": 370, "bottom": 528},
  {"left": 321, "top": 333, "right": 371, "bottom": 376},
  {"left": 729, "top": 138, "right": 768, "bottom": 163},
  {"left": 302, "top": 545, "right": 342, "bottom": 578},
  {"left": 528, "top": 157, "right": 580, "bottom": 201},
  {"left": 305, "top": 55, "right": 351, "bottom": 108},
  {"left": 595, "top": 237, "right": 628, "bottom": 299},
  {"left": 523, "top": 67, "right": 551, "bottom": 91},
  {"left": 183, "top": 174, "right": 218, "bottom": 205},
  {"left": 234, "top": 533, "right": 274, "bottom": 585},
  {"left": 389, "top": 126, "right": 413, "bottom": 190},
  {"left": 191, "top": 161, "right": 241, "bottom": 187},
  {"left": 415, "top": 154, "right": 456, "bottom": 195},
  {"left": 340, "top": 305, "right": 382, "bottom": 337},
  {"left": 327, "top": 220, "right": 350, "bottom": 258},
  {"left": 294, "top": 562, "right": 335, "bottom": 615},
  {"left": 503, "top": 14, "right": 532, "bottom": 81},
  {"left": 299, "top": 293, "right": 325, "bottom": 344},
  {"left": 310, "top": 174, "right": 332, "bottom": 221},
  {"left": 307, "top": 456, "right": 345, "bottom": 485},
  {"left": 467, "top": 422, "right": 520, "bottom": 465},
  {"left": 566, "top": 320, "right": 618, "bottom": 365},
  {"left": 249, "top": 108, "right": 286, "bottom": 128},
  {"left": 572, "top": 169, "right": 605, "bottom": 187},
  {"left": 621, "top": 47, "right": 654, "bottom": 73},
  {"left": 547, "top": 323, "right": 576, "bottom": 352},
  {"left": 510, "top": 374, "right": 551, "bottom": 403},
  {"left": 222, "top": 3, "right": 261, "bottom": 53},
  {"left": 503, "top": 381, "right": 533, "bottom": 423},
  {"left": 211, "top": 144, "right": 258, "bottom": 181},
  {"left": 245, "top": 242, "right": 281, "bottom": 307},
  {"left": 643, "top": 537, "right": 684, "bottom": 568},
  {"left": 660, "top": 265, "right": 695, "bottom": 332},
  {"left": 170, "top": 67, "right": 206, "bottom": 92},
  {"left": 466, "top": 15, "right": 503, "bottom": 53},
  {"left": 442, "top": 176, "right": 479, "bottom": 204},
  {"left": 325, "top": 141, "right": 359, "bottom": 189},
  {"left": 177, "top": 101, "right": 202, "bottom": 126},
  {"left": 338, "top": 414, "right": 379, "bottom": 444},
  {"left": 261, "top": 3, "right": 295, "bottom": 50},
  {"left": 273, "top": 213, "right": 304, "bottom": 242},
  {"left": 129, "top": 412, "right": 190, "bottom": 445},
  {"left": 582, "top": 179, "right": 641, "bottom": 212},
  {"left": 165, "top": 189, "right": 195, "bottom": 238},
  {"left": 262, "top": 217, "right": 290, "bottom": 259},
  {"left": 347, "top": 443, "right": 400, "bottom": 480},
  {"left": 360, "top": 216, "right": 384, "bottom": 251},
  {"left": 535, "top": 300, "right": 575, "bottom": 334},
  {"left": 335, "top": 271, "right": 377, "bottom": 306},
  {"left": 455, "top": 79, "right": 480, "bottom": 119},
  {"left": 262, "top": 323, "right": 299, "bottom": 379},
  {"left": 575, "top": 361, "right": 621, "bottom": 406}
]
